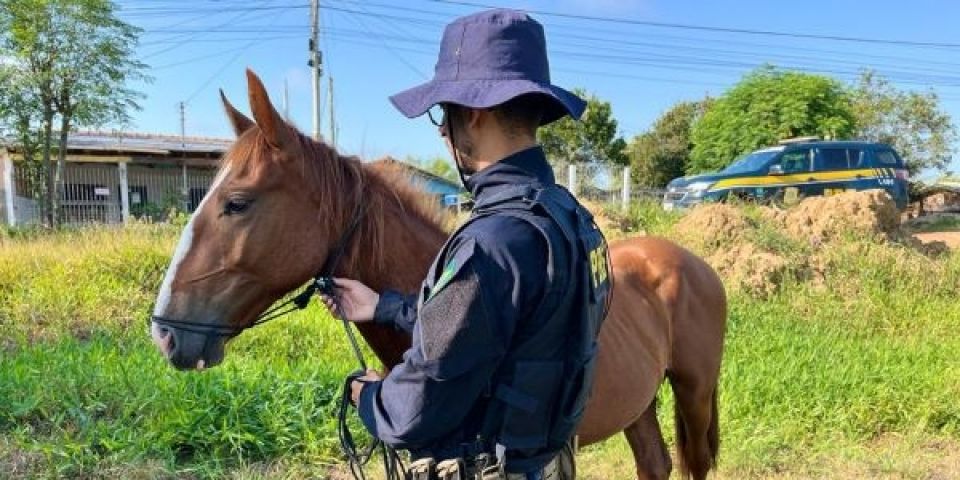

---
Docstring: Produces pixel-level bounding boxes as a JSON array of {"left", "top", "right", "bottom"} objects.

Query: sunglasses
[{"left": 427, "top": 104, "right": 447, "bottom": 127}]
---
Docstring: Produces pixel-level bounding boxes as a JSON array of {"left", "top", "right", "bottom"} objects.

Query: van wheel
[
  {"left": 767, "top": 189, "right": 805, "bottom": 208},
  {"left": 728, "top": 191, "right": 758, "bottom": 205}
]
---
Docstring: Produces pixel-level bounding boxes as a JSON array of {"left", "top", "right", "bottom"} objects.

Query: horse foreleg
[{"left": 623, "top": 399, "right": 672, "bottom": 480}]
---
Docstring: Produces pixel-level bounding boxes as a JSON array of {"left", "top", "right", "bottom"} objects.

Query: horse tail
[
  {"left": 707, "top": 388, "right": 720, "bottom": 468},
  {"left": 673, "top": 396, "right": 691, "bottom": 478},
  {"left": 672, "top": 384, "right": 720, "bottom": 479}
]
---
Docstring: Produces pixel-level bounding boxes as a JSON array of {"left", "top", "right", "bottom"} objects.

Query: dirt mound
[
  {"left": 706, "top": 242, "right": 793, "bottom": 298},
  {"left": 672, "top": 203, "right": 752, "bottom": 250},
  {"left": 924, "top": 191, "right": 960, "bottom": 212},
  {"left": 669, "top": 189, "right": 913, "bottom": 297},
  {"left": 580, "top": 200, "right": 625, "bottom": 236},
  {"left": 910, "top": 232, "right": 955, "bottom": 255},
  {"left": 779, "top": 189, "right": 899, "bottom": 243}
]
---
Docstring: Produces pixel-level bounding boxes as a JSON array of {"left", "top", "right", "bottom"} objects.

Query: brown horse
[{"left": 150, "top": 70, "right": 726, "bottom": 480}]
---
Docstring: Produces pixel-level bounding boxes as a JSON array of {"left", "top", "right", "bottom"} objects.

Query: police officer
[{"left": 324, "top": 9, "right": 610, "bottom": 480}]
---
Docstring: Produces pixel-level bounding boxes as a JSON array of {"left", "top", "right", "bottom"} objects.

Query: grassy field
[{"left": 2, "top": 205, "right": 959, "bottom": 479}]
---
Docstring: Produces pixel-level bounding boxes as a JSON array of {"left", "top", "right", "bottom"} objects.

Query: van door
[
  {"left": 846, "top": 146, "right": 874, "bottom": 192},
  {"left": 813, "top": 147, "right": 853, "bottom": 197},
  {"left": 775, "top": 147, "right": 813, "bottom": 202}
]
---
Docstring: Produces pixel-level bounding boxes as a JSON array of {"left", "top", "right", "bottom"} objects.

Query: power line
[
  {"left": 124, "top": 0, "right": 960, "bottom": 96},
  {"left": 150, "top": 38, "right": 293, "bottom": 70},
  {"left": 308, "top": 4, "right": 960, "bottom": 88},
  {"left": 334, "top": 4, "right": 428, "bottom": 79},
  {"left": 133, "top": 2, "right": 954, "bottom": 78},
  {"left": 426, "top": 0, "right": 960, "bottom": 49},
  {"left": 328, "top": 0, "right": 960, "bottom": 68},
  {"left": 140, "top": 33, "right": 301, "bottom": 47},
  {"left": 307, "top": 26, "right": 960, "bottom": 89},
  {"left": 184, "top": 40, "right": 259, "bottom": 104},
  {"left": 139, "top": 2, "right": 287, "bottom": 60},
  {"left": 119, "top": 4, "right": 309, "bottom": 15},
  {"left": 232, "top": 12, "right": 960, "bottom": 88},
  {"left": 172, "top": 1, "right": 293, "bottom": 105},
  {"left": 321, "top": 2, "right": 960, "bottom": 67}
]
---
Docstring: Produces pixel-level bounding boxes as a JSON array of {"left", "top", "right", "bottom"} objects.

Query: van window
[
  {"left": 780, "top": 149, "right": 812, "bottom": 173},
  {"left": 816, "top": 148, "right": 849, "bottom": 170},
  {"left": 875, "top": 149, "right": 900, "bottom": 166},
  {"left": 849, "top": 148, "right": 865, "bottom": 167}
]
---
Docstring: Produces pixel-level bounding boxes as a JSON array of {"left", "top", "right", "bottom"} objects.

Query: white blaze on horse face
[{"left": 152, "top": 166, "right": 232, "bottom": 319}]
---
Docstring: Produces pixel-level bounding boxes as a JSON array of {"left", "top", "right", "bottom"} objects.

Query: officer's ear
[{"left": 462, "top": 107, "right": 485, "bottom": 132}]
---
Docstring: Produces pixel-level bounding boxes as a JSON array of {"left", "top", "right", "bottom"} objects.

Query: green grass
[
  {"left": 905, "top": 213, "right": 960, "bottom": 233},
  {"left": 2, "top": 215, "right": 960, "bottom": 478}
]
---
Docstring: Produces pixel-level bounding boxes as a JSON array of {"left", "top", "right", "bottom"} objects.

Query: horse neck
[{"left": 333, "top": 161, "right": 449, "bottom": 366}]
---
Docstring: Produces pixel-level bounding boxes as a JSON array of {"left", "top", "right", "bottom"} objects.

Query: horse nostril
[{"left": 160, "top": 326, "right": 177, "bottom": 355}]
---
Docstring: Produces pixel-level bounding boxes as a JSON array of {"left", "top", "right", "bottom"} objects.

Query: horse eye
[{"left": 224, "top": 199, "right": 251, "bottom": 215}]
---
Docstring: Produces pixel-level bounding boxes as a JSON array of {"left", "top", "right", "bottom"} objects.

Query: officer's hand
[
  {"left": 351, "top": 369, "right": 383, "bottom": 406},
  {"left": 320, "top": 278, "right": 378, "bottom": 323}
]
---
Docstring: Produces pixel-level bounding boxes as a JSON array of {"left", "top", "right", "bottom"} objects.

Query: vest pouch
[
  {"left": 497, "top": 361, "right": 564, "bottom": 450},
  {"left": 548, "top": 347, "right": 598, "bottom": 446}
]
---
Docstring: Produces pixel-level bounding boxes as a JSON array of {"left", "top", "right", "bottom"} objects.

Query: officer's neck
[{"left": 468, "top": 131, "right": 538, "bottom": 172}]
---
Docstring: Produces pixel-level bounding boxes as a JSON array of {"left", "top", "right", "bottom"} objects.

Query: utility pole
[
  {"left": 329, "top": 76, "right": 336, "bottom": 148},
  {"left": 179, "top": 101, "right": 186, "bottom": 148},
  {"left": 178, "top": 101, "right": 188, "bottom": 211},
  {"left": 309, "top": 0, "right": 323, "bottom": 140}
]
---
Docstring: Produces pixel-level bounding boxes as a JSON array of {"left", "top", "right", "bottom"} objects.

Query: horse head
[{"left": 150, "top": 69, "right": 359, "bottom": 370}]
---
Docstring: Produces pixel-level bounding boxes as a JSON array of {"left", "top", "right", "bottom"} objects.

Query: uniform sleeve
[
  {"left": 357, "top": 222, "right": 547, "bottom": 449},
  {"left": 372, "top": 290, "right": 418, "bottom": 334}
]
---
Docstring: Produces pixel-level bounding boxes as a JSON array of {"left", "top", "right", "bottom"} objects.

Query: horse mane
[
  {"left": 219, "top": 126, "right": 450, "bottom": 277},
  {"left": 366, "top": 156, "right": 453, "bottom": 227}
]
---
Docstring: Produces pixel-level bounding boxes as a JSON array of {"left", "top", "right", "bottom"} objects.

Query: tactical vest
[{"left": 425, "top": 183, "right": 611, "bottom": 471}]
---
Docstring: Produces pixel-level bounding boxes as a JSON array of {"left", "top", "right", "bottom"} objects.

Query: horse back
[{"left": 577, "top": 235, "right": 726, "bottom": 444}]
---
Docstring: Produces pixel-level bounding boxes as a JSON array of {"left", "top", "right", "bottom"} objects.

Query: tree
[
  {"left": 0, "top": 64, "right": 46, "bottom": 203},
  {"left": 629, "top": 99, "right": 711, "bottom": 188},
  {"left": 412, "top": 155, "right": 459, "bottom": 184},
  {"left": 538, "top": 88, "right": 628, "bottom": 168},
  {"left": 689, "top": 66, "right": 856, "bottom": 173},
  {"left": 851, "top": 70, "right": 957, "bottom": 175},
  {"left": 0, "top": 0, "right": 147, "bottom": 226}
]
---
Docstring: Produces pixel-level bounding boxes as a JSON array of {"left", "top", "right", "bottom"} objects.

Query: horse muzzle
[{"left": 150, "top": 321, "right": 227, "bottom": 371}]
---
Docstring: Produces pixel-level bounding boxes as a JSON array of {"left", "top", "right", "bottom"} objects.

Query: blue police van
[{"left": 663, "top": 138, "right": 910, "bottom": 210}]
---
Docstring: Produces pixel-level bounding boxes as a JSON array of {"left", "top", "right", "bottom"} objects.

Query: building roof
[{"left": 2, "top": 130, "right": 232, "bottom": 156}]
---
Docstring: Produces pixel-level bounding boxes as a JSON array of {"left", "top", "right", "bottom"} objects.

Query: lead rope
[{"left": 321, "top": 277, "right": 405, "bottom": 480}]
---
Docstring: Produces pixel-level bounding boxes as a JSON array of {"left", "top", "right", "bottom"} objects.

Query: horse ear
[
  {"left": 220, "top": 89, "right": 254, "bottom": 136},
  {"left": 246, "top": 69, "right": 292, "bottom": 149}
]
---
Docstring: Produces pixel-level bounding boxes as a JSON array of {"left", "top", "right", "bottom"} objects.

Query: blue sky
[{"left": 118, "top": 0, "right": 960, "bottom": 174}]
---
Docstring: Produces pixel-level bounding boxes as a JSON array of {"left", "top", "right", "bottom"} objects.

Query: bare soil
[{"left": 913, "top": 231, "right": 960, "bottom": 250}]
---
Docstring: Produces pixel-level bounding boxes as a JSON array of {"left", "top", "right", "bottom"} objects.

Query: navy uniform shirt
[{"left": 357, "top": 146, "right": 555, "bottom": 460}]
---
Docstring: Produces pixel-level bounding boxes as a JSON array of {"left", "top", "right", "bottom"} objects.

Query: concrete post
[
  {"left": 181, "top": 162, "right": 189, "bottom": 211},
  {"left": 118, "top": 162, "right": 130, "bottom": 223},
  {"left": 567, "top": 164, "right": 577, "bottom": 196},
  {"left": 2, "top": 152, "right": 15, "bottom": 226},
  {"left": 622, "top": 166, "right": 631, "bottom": 210}
]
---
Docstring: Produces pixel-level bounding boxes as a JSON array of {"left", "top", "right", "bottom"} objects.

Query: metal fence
[
  {"left": 2, "top": 159, "right": 218, "bottom": 227},
  {"left": 553, "top": 163, "right": 666, "bottom": 208},
  {"left": 127, "top": 164, "right": 217, "bottom": 221},
  {"left": 1, "top": 159, "right": 668, "bottom": 227}
]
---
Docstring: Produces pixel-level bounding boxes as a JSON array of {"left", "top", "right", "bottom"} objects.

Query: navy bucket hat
[{"left": 389, "top": 9, "right": 586, "bottom": 126}]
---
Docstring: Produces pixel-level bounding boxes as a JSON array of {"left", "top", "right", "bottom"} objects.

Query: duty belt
[{"left": 405, "top": 454, "right": 561, "bottom": 480}]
